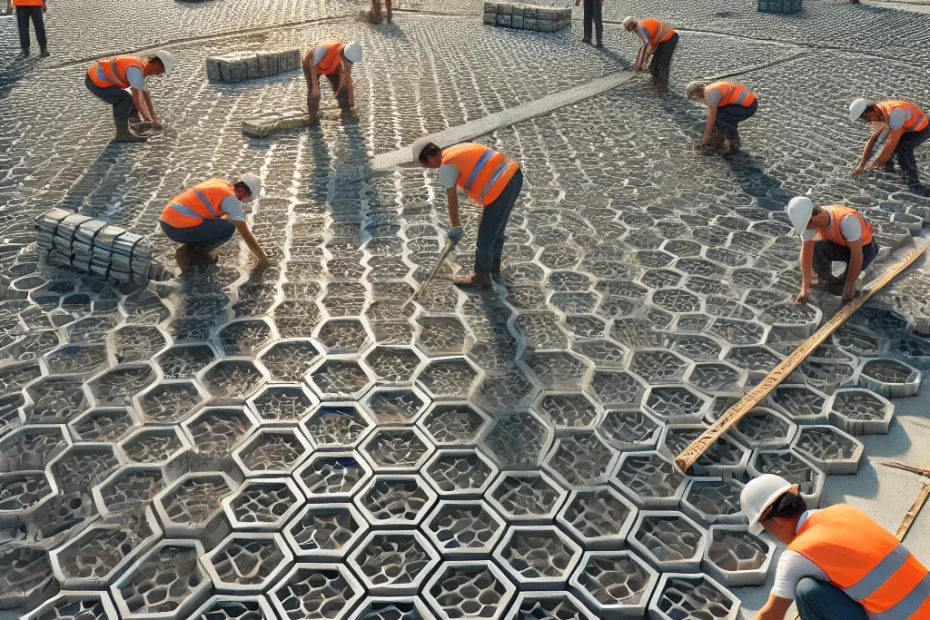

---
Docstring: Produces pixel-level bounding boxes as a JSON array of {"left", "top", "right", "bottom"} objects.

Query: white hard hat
[
  {"left": 240, "top": 173, "right": 262, "bottom": 202},
  {"left": 849, "top": 98, "right": 868, "bottom": 123},
  {"left": 786, "top": 196, "right": 813, "bottom": 234},
  {"left": 412, "top": 138, "right": 432, "bottom": 163},
  {"left": 154, "top": 50, "right": 174, "bottom": 75},
  {"left": 343, "top": 41, "right": 363, "bottom": 64},
  {"left": 740, "top": 474, "right": 793, "bottom": 535},
  {"left": 622, "top": 16, "right": 637, "bottom": 28}
]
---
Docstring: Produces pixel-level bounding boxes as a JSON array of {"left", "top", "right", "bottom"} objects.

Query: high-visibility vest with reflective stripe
[
  {"left": 639, "top": 18, "right": 676, "bottom": 47},
  {"left": 315, "top": 42, "right": 345, "bottom": 76},
  {"left": 817, "top": 205, "right": 874, "bottom": 247},
  {"left": 707, "top": 81, "right": 757, "bottom": 108},
  {"left": 160, "top": 179, "right": 235, "bottom": 229},
  {"left": 88, "top": 56, "right": 144, "bottom": 89},
  {"left": 442, "top": 143, "right": 520, "bottom": 207},
  {"left": 877, "top": 100, "right": 930, "bottom": 134},
  {"left": 13, "top": 0, "right": 44, "bottom": 7},
  {"left": 789, "top": 505, "right": 930, "bottom": 619}
]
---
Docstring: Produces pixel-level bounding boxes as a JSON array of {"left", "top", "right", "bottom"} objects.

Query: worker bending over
[
  {"left": 85, "top": 51, "right": 173, "bottom": 143},
  {"left": 787, "top": 197, "right": 877, "bottom": 304},
  {"left": 741, "top": 474, "right": 929, "bottom": 620},
  {"left": 303, "top": 41, "right": 362, "bottom": 125},
  {"left": 623, "top": 16, "right": 678, "bottom": 93},
  {"left": 159, "top": 175, "right": 269, "bottom": 272},
  {"left": 413, "top": 140, "right": 523, "bottom": 289},
  {"left": 850, "top": 98, "right": 930, "bottom": 195},
  {"left": 687, "top": 81, "right": 758, "bottom": 154}
]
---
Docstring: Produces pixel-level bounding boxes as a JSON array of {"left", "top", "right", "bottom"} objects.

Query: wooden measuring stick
[{"left": 675, "top": 238, "right": 930, "bottom": 473}]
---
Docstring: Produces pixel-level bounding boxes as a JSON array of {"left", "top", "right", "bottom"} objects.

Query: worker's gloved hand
[
  {"left": 842, "top": 282, "right": 858, "bottom": 303},
  {"left": 447, "top": 227, "right": 464, "bottom": 246}
]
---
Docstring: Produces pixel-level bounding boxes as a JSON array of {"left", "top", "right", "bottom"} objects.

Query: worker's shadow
[{"left": 308, "top": 125, "right": 334, "bottom": 205}]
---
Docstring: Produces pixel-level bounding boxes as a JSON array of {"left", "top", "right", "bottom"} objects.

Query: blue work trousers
[
  {"left": 475, "top": 169, "right": 523, "bottom": 274},
  {"left": 795, "top": 578, "right": 868, "bottom": 620}
]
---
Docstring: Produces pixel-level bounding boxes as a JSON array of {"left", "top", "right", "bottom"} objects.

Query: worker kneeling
[
  {"left": 740, "top": 474, "right": 929, "bottom": 620},
  {"left": 159, "top": 174, "right": 269, "bottom": 272},
  {"left": 303, "top": 40, "right": 362, "bottom": 125},
  {"left": 85, "top": 51, "right": 173, "bottom": 143},
  {"left": 687, "top": 80, "right": 757, "bottom": 155},
  {"left": 414, "top": 140, "right": 523, "bottom": 289},
  {"left": 849, "top": 98, "right": 930, "bottom": 195},
  {"left": 787, "top": 197, "right": 877, "bottom": 304}
]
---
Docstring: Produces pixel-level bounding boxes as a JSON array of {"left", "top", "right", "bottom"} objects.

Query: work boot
[
  {"left": 453, "top": 272, "right": 492, "bottom": 289},
  {"left": 175, "top": 245, "right": 192, "bottom": 272},
  {"left": 654, "top": 78, "right": 668, "bottom": 94},
  {"left": 909, "top": 183, "right": 930, "bottom": 198},
  {"left": 582, "top": 37, "right": 591, "bottom": 44},
  {"left": 191, "top": 247, "right": 219, "bottom": 264},
  {"left": 113, "top": 128, "right": 148, "bottom": 143},
  {"left": 40, "top": 47, "right": 50, "bottom": 57},
  {"left": 20, "top": 48, "right": 30, "bottom": 57},
  {"left": 705, "top": 129, "right": 726, "bottom": 148},
  {"left": 726, "top": 136, "right": 742, "bottom": 155},
  {"left": 595, "top": 40, "right": 604, "bottom": 49}
]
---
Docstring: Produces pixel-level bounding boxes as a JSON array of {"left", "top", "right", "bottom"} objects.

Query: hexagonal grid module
[
  {"left": 647, "top": 573, "right": 740, "bottom": 620},
  {"left": 596, "top": 408, "right": 662, "bottom": 452},
  {"left": 493, "top": 525, "right": 582, "bottom": 590},
  {"left": 301, "top": 403, "right": 374, "bottom": 450},
  {"left": 111, "top": 539, "right": 212, "bottom": 620},
  {"left": 644, "top": 385, "right": 710, "bottom": 424},
  {"left": 725, "top": 407, "right": 797, "bottom": 450},
  {"left": 1, "top": 425, "right": 72, "bottom": 472},
  {"left": 680, "top": 478, "right": 746, "bottom": 527},
  {"left": 610, "top": 451, "right": 686, "bottom": 509},
  {"left": 585, "top": 370, "right": 648, "bottom": 408},
  {"left": 419, "top": 403, "right": 490, "bottom": 447},
  {"left": 533, "top": 393, "right": 603, "bottom": 430},
  {"left": 133, "top": 380, "right": 207, "bottom": 425},
  {"left": 355, "top": 474, "right": 438, "bottom": 529},
  {"left": 233, "top": 427, "right": 313, "bottom": 477},
  {"left": 542, "top": 430, "right": 619, "bottom": 488},
  {"left": 21, "top": 592, "right": 119, "bottom": 620},
  {"left": 658, "top": 425, "right": 749, "bottom": 477},
  {"left": 858, "top": 358, "right": 921, "bottom": 398},
  {"left": 765, "top": 385, "right": 829, "bottom": 424},
  {"left": 201, "top": 533, "right": 294, "bottom": 594},
  {"left": 187, "top": 595, "right": 278, "bottom": 620},
  {"left": 269, "top": 564, "right": 364, "bottom": 620},
  {"left": 556, "top": 487, "right": 638, "bottom": 551},
  {"left": 154, "top": 472, "right": 236, "bottom": 548},
  {"left": 360, "top": 426, "right": 435, "bottom": 473},
  {"left": 0, "top": 542, "right": 59, "bottom": 610},
  {"left": 824, "top": 388, "right": 894, "bottom": 436},
  {"left": 423, "top": 562, "right": 515, "bottom": 620},
  {"left": 415, "top": 358, "right": 481, "bottom": 401},
  {"left": 477, "top": 411, "right": 554, "bottom": 470},
  {"left": 69, "top": 407, "right": 141, "bottom": 443},
  {"left": 223, "top": 477, "right": 305, "bottom": 531},
  {"left": 295, "top": 452, "right": 373, "bottom": 502},
  {"left": 362, "top": 388, "right": 429, "bottom": 426},
  {"left": 181, "top": 407, "right": 257, "bottom": 464},
  {"left": 505, "top": 592, "right": 597, "bottom": 620},
  {"left": 348, "top": 530, "right": 441, "bottom": 595},
  {"left": 306, "top": 359, "right": 376, "bottom": 401},
  {"left": 247, "top": 385, "right": 319, "bottom": 425},
  {"left": 568, "top": 550, "right": 659, "bottom": 619},
  {"left": 346, "top": 597, "right": 437, "bottom": 620},
  {"left": 791, "top": 425, "right": 864, "bottom": 475},
  {"left": 422, "top": 448, "right": 499, "bottom": 498},
  {"left": 47, "top": 443, "right": 123, "bottom": 494},
  {"left": 422, "top": 499, "right": 506, "bottom": 559},
  {"left": 629, "top": 511, "right": 708, "bottom": 573},
  {"left": 702, "top": 525, "right": 776, "bottom": 587},
  {"left": 284, "top": 502, "right": 368, "bottom": 559},
  {"left": 487, "top": 471, "right": 567, "bottom": 525},
  {"left": 257, "top": 340, "right": 320, "bottom": 383}
]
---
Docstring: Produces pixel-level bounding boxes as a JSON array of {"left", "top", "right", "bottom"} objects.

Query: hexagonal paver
[
  {"left": 284, "top": 503, "right": 369, "bottom": 559},
  {"left": 0, "top": 543, "right": 58, "bottom": 609},
  {"left": 200, "top": 360, "right": 269, "bottom": 403},
  {"left": 596, "top": 408, "right": 662, "bottom": 452},
  {"left": 647, "top": 573, "right": 740, "bottom": 620},
  {"left": 858, "top": 358, "right": 921, "bottom": 398},
  {"left": 568, "top": 551, "right": 659, "bottom": 619},
  {"left": 155, "top": 472, "right": 236, "bottom": 548},
  {"left": 23, "top": 377, "right": 88, "bottom": 424},
  {"left": 494, "top": 525, "right": 582, "bottom": 590},
  {"left": 423, "top": 500, "right": 506, "bottom": 559},
  {"left": 201, "top": 533, "right": 294, "bottom": 594},
  {"left": 232, "top": 427, "right": 314, "bottom": 477},
  {"left": 301, "top": 403, "right": 375, "bottom": 450},
  {"left": 644, "top": 385, "right": 710, "bottom": 424},
  {"left": 21, "top": 592, "right": 119, "bottom": 620},
  {"left": 362, "top": 387, "right": 429, "bottom": 426},
  {"left": 556, "top": 487, "right": 638, "bottom": 551},
  {"left": 487, "top": 471, "right": 566, "bottom": 525},
  {"left": 423, "top": 562, "right": 515, "bottom": 620},
  {"left": 791, "top": 425, "right": 864, "bottom": 475},
  {"left": 181, "top": 406, "right": 257, "bottom": 463},
  {"left": 680, "top": 477, "right": 746, "bottom": 527},
  {"left": 247, "top": 385, "right": 319, "bottom": 425},
  {"left": 355, "top": 474, "right": 438, "bottom": 529},
  {"left": 348, "top": 530, "right": 441, "bottom": 595},
  {"left": 257, "top": 340, "right": 320, "bottom": 383},
  {"left": 85, "top": 362, "right": 157, "bottom": 408},
  {"left": 69, "top": 407, "right": 141, "bottom": 443},
  {"left": 702, "top": 525, "right": 776, "bottom": 587},
  {"left": 422, "top": 448, "right": 499, "bottom": 498},
  {"left": 659, "top": 425, "right": 750, "bottom": 477},
  {"left": 824, "top": 388, "right": 894, "bottom": 436},
  {"left": 610, "top": 451, "right": 686, "bottom": 509},
  {"left": 542, "top": 430, "right": 619, "bottom": 488},
  {"left": 295, "top": 452, "right": 373, "bottom": 502},
  {"left": 477, "top": 411, "right": 554, "bottom": 470},
  {"left": 270, "top": 563, "right": 363, "bottom": 620},
  {"left": 118, "top": 426, "right": 191, "bottom": 466},
  {"left": 361, "top": 426, "right": 435, "bottom": 473},
  {"left": 91, "top": 464, "right": 166, "bottom": 520},
  {"left": 307, "top": 359, "right": 376, "bottom": 401},
  {"left": 155, "top": 344, "right": 217, "bottom": 380},
  {"left": 346, "top": 597, "right": 437, "bottom": 620},
  {"left": 223, "top": 477, "right": 304, "bottom": 531},
  {"left": 629, "top": 511, "right": 708, "bottom": 573},
  {"left": 187, "top": 595, "right": 278, "bottom": 620},
  {"left": 133, "top": 380, "right": 208, "bottom": 425},
  {"left": 584, "top": 370, "right": 648, "bottom": 408},
  {"left": 506, "top": 592, "right": 597, "bottom": 620},
  {"left": 415, "top": 357, "right": 481, "bottom": 400},
  {"left": 419, "top": 402, "right": 489, "bottom": 447}
]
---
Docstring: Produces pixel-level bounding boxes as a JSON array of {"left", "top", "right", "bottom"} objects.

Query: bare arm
[
  {"left": 446, "top": 187, "right": 461, "bottom": 228},
  {"left": 700, "top": 105, "right": 718, "bottom": 144},
  {"left": 343, "top": 63, "right": 355, "bottom": 108},
  {"left": 755, "top": 595, "right": 793, "bottom": 620},
  {"left": 843, "top": 238, "right": 864, "bottom": 302},
  {"left": 233, "top": 220, "right": 269, "bottom": 266},
  {"left": 796, "top": 239, "right": 815, "bottom": 304},
  {"left": 868, "top": 129, "right": 903, "bottom": 168},
  {"left": 131, "top": 88, "right": 153, "bottom": 122},
  {"left": 142, "top": 91, "right": 159, "bottom": 123},
  {"left": 307, "top": 51, "right": 320, "bottom": 97},
  {"left": 854, "top": 127, "right": 883, "bottom": 172}
]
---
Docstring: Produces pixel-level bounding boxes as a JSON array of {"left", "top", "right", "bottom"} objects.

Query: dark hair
[
  {"left": 864, "top": 103, "right": 877, "bottom": 115},
  {"left": 234, "top": 181, "right": 251, "bottom": 197},
  {"left": 418, "top": 142, "right": 442, "bottom": 164},
  {"left": 811, "top": 205, "right": 822, "bottom": 217},
  {"left": 765, "top": 490, "right": 807, "bottom": 521},
  {"left": 148, "top": 56, "right": 165, "bottom": 70}
]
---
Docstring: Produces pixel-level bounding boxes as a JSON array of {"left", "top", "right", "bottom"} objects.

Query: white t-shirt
[
  {"left": 771, "top": 510, "right": 830, "bottom": 599},
  {"left": 704, "top": 86, "right": 723, "bottom": 109},
  {"left": 438, "top": 164, "right": 460, "bottom": 190},
  {"left": 802, "top": 210, "right": 862, "bottom": 243},
  {"left": 887, "top": 108, "right": 910, "bottom": 131},
  {"left": 125, "top": 66, "right": 147, "bottom": 91},
  {"left": 312, "top": 45, "right": 333, "bottom": 68},
  {"left": 219, "top": 195, "right": 246, "bottom": 222}
]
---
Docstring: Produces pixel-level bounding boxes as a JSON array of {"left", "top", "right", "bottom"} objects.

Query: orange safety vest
[
  {"left": 442, "top": 143, "right": 520, "bottom": 207},
  {"left": 639, "top": 18, "right": 676, "bottom": 47},
  {"left": 877, "top": 100, "right": 930, "bottom": 134},
  {"left": 159, "top": 179, "right": 236, "bottom": 229},
  {"left": 88, "top": 56, "right": 144, "bottom": 89},
  {"left": 789, "top": 505, "right": 930, "bottom": 619},
  {"left": 707, "top": 81, "right": 757, "bottom": 108},
  {"left": 817, "top": 205, "right": 874, "bottom": 247},
  {"left": 315, "top": 42, "right": 346, "bottom": 76},
  {"left": 13, "top": 0, "right": 44, "bottom": 7}
]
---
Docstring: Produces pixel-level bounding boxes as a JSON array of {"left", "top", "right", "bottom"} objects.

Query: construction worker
[
  {"left": 85, "top": 51, "right": 174, "bottom": 143},
  {"left": 686, "top": 80, "right": 758, "bottom": 154},
  {"left": 849, "top": 98, "right": 930, "bottom": 194},
  {"left": 623, "top": 16, "right": 678, "bottom": 93},
  {"left": 302, "top": 41, "right": 362, "bottom": 126},
  {"left": 159, "top": 174, "right": 269, "bottom": 272},
  {"left": 740, "top": 474, "right": 929, "bottom": 620},
  {"left": 13, "top": 0, "right": 48, "bottom": 57},
  {"left": 787, "top": 197, "right": 878, "bottom": 305},
  {"left": 575, "top": 0, "right": 603, "bottom": 48},
  {"left": 413, "top": 140, "right": 523, "bottom": 288}
]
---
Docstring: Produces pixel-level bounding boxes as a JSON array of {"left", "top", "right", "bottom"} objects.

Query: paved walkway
[{"left": 0, "top": 2, "right": 929, "bottom": 619}]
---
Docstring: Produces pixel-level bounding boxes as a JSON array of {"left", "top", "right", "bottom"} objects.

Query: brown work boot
[
  {"left": 113, "top": 128, "right": 148, "bottom": 143},
  {"left": 654, "top": 78, "right": 668, "bottom": 94},
  {"left": 453, "top": 272, "right": 492, "bottom": 289},
  {"left": 175, "top": 245, "right": 192, "bottom": 272},
  {"left": 191, "top": 247, "right": 219, "bottom": 264},
  {"left": 705, "top": 129, "right": 726, "bottom": 148},
  {"left": 40, "top": 47, "right": 50, "bottom": 57}
]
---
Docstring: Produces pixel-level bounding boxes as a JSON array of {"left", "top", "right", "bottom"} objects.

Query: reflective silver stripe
[
  {"left": 193, "top": 189, "right": 223, "bottom": 219},
  {"left": 166, "top": 203, "right": 205, "bottom": 222},
  {"left": 845, "top": 544, "right": 912, "bottom": 602},
  {"left": 478, "top": 160, "right": 512, "bottom": 203},
  {"left": 655, "top": 22, "right": 669, "bottom": 42},
  {"left": 872, "top": 572, "right": 930, "bottom": 620},
  {"left": 734, "top": 89, "right": 751, "bottom": 106},
  {"left": 95, "top": 65, "right": 110, "bottom": 84},
  {"left": 464, "top": 150, "right": 495, "bottom": 194}
]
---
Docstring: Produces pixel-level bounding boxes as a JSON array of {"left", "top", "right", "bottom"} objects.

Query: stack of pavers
[
  {"left": 483, "top": 2, "right": 572, "bottom": 32},
  {"left": 242, "top": 107, "right": 311, "bottom": 138},
  {"left": 206, "top": 48, "right": 302, "bottom": 82},
  {"left": 35, "top": 208, "right": 153, "bottom": 286}
]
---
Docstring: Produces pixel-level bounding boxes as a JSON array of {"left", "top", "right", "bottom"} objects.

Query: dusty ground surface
[{"left": 1, "top": 0, "right": 929, "bottom": 619}]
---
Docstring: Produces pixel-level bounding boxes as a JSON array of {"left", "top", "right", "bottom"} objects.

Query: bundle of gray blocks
[
  {"left": 206, "top": 48, "right": 302, "bottom": 83},
  {"left": 483, "top": 2, "right": 572, "bottom": 32},
  {"left": 243, "top": 107, "right": 312, "bottom": 138}
]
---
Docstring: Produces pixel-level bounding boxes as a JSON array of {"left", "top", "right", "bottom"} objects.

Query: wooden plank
[
  {"left": 896, "top": 484, "right": 930, "bottom": 541},
  {"left": 675, "top": 238, "right": 930, "bottom": 473}
]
